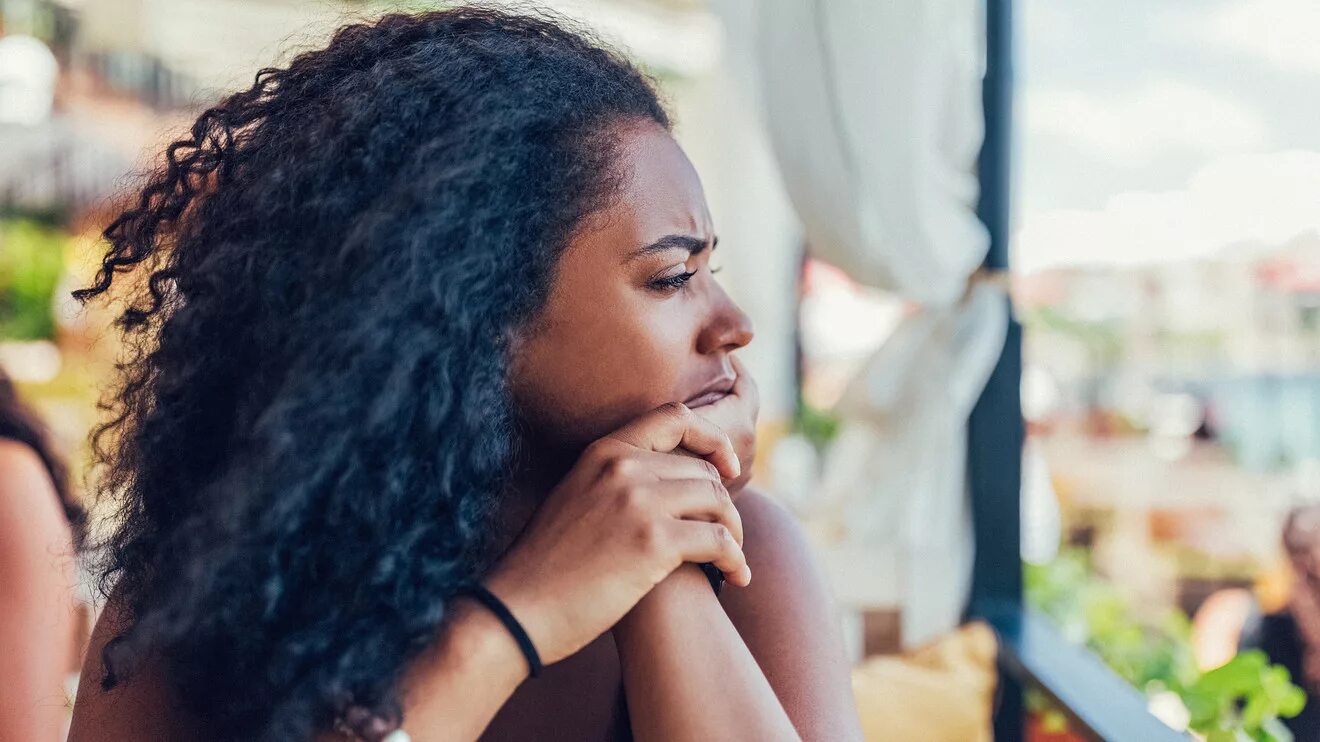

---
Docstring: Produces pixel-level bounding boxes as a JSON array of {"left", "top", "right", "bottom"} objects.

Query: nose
[{"left": 696, "top": 287, "right": 754, "bottom": 355}]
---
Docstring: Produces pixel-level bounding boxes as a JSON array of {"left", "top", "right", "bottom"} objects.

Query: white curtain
[
  {"left": 750, "top": 0, "right": 1007, "bottom": 647},
  {"left": 756, "top": 0, "right": 989, "bottom": 304},
  {"left": 814, "top": 284, "right": 1006, "bottom": 646}
]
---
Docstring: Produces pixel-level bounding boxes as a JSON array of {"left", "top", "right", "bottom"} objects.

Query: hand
[
  {"left": 483, "top": 403, "right": 751, "bottom": 665},
  {"left": 689, "top": 354, "right": 759, "bottom": 496}
]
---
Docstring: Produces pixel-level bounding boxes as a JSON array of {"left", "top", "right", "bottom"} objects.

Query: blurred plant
[
  {"left": 792, "top": 400, "right": 840, "bottom": 454},
  {"left": 1027, "top": 550, "right": 1305, "bottom": 741},
  {"left": 0, "top": 219, "right": 67, "bottom": 341},
  {"left": 1022, "top": 306, "right": 1125, "bottom": 368},
  {"left": 1182, "top": 651, "right": 1307, "bottom": 742}
]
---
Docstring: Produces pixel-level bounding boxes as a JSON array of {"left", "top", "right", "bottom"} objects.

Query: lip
[{"left": 684, "top": 376, "right": 736, "bottom": 408}]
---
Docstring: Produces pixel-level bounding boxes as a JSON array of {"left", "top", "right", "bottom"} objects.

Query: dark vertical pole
[{"left": 968, "top": 0, "right": 1023, "bottom": 739}]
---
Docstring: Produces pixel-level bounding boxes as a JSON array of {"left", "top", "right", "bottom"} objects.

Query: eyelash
[{"left": 651, "top": 266, "right": 722, "bottom": 292}]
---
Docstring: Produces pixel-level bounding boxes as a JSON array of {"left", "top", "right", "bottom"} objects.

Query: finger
[
  {"left": 629, "top": 449, "right": 723, "bottom": 482},
  {"left": 645, "top": 478, "right": 742, "bottom": 546},
  {"left": 669, "top": 520, "right": 751, "bottom": 587},
  {"left": 608, "top": 403, "right": 739, "bottom": 480}
]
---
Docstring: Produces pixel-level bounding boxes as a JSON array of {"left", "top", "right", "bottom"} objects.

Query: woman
[
  {"left": 68, "top": 8, "right": 861, "bottom": 741},
  {"left": 1233, "top": 505, "right": 1320, "bottom": 739},
  {"left": 0, "top": 370, "right": 84, "bottom": 740}
]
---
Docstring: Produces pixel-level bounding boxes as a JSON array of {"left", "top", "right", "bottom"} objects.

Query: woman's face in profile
[{"left": 510, "top": 122, "right": 754, "bottom": 452}]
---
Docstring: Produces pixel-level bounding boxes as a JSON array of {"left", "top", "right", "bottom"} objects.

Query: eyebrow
[{"left": 626, "top": 234, "right": 719, "bottom": 262}]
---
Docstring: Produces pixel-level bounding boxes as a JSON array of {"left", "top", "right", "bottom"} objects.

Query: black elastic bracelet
[
  {"left": 456, "top": 584, "right": 543, "bottom": 679},
  {"left": 699, "top": 562, "right": 725, "bottom": 595}
]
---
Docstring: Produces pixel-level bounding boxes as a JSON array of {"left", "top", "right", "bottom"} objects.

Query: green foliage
[
  {"left": 793, "top": 401, "right": 841, "bottom": 452},
  {"left": 1027, "top": 550, "right": 1305, "bottom": 741},
  {"left": 1184, "top": 652, "right": 1307, "bottom": 742},
  {"left": 0, "top": 219, "right": 67, "bottom": 341},
  {"left": 1021, "top": 305, "right": 1126, "bottom": 367}
]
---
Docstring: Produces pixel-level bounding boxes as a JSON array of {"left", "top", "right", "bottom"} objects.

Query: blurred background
[{"left": 3, "top": 0, "right": 1320, "bottom": 740}]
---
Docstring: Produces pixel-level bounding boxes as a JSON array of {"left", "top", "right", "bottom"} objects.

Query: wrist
[
  {"left": 393, "top": 596, "right": 530, "bottom": 738},
  {"left": 615, "top": 564, "right": 717, "bottom": 639},
  {"left": 408, "top": 597, "right": 529, "bottom": 695}
]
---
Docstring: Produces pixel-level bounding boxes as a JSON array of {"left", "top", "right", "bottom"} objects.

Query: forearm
[
  {"left": 393, "top": 598, "right": 529, "bottom": 742},
  {"left": 613, "top": 564, "right": 800, "bottom": 742}
]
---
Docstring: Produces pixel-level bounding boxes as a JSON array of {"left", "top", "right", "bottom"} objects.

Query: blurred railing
[
  {"left": 978, "top": 602, "right": 1187, "bottom": 741},
  {"left": 1, "top": 0, "right": 197, "bottom": 217},
  {"left": 0, "top": 129, "right": 127, "bottom": 218},
  {"left": 82, "top": 50, "right": 199, "bottom": 109}
]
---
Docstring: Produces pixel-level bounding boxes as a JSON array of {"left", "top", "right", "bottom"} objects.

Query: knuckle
[
  {"left": 618, "top": 484, "right": 649, "bottom": 513},
  {"left": 710, "top": 478, "right": 731, "bottom": 504},
  {"left": 712, "top": 523, "right": 733, "bottom": 551},
  {"left": 634, "top": 520, "right": 666, "bottom": 557},
  {"left": 587, "top": 437, "right": 624, "bottom": 462},
  {"left": 698, "top": 459, "right": 720, "bottom": 480},
  {"left": 601, "top": 455, "right": 638, "bottom": 484},
  {"left": 598, "top": 456, "right": 622, "bottom": 482}
]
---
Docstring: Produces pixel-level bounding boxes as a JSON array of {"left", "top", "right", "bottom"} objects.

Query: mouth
[
  {"left": 684, "top": 376, "right": 736, "bottom": 408},
  {"left": 686, "top": 390, "right": 731, "bottom": 408}
]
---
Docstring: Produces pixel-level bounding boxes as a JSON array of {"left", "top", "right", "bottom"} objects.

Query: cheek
[
  {"left": 513, "top": 299, "right": 695, "bottom": 446},
  {"left": 606, "top": 311, "right": 691, "bottom": 401}
]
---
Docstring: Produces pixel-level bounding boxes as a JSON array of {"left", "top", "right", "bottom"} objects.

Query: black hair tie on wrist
[
  {"left": 699, "top": 562, "right": 725, "bottom": 595},
  {"left": 456, "top": 584, "right": 543, "bottom": 679}
]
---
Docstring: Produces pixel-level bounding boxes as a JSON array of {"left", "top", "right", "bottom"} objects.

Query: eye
[{"left": 650, "top": 269, "right": 698, "bottom": 292}]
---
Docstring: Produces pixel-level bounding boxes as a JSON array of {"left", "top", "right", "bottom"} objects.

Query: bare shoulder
[
  {"left": 71, "top": 595, "right": 350, "bottom": 741},
  {"left": 723, "top": 488, "right": 864, "bottom": 741},
  {"left": 722, "top": 487, "right": 832, "bottom": 620},
  {"left": 0, "top": 438, "right": 69, "bottom": 562},
  {"left": 69, "top": 596, "right": 205, "bottom": 741},
  {"left": 728, "top": 487, "right": 820, "bottom": 595},
  {"left": 733, "top": 488, "right": 803, "bottom": 545},
  {"left": 0, "top": 437, "right": 58, "bottom": 507},
  {"left": 0, "top": 436, "right": 46, "bottom": 469}
]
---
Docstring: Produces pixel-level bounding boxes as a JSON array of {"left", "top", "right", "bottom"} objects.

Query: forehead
[{"left": 577, "top": 123, "right": 713, "bottom": 256}]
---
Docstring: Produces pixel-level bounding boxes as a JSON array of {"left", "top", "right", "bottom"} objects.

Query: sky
[{"left": 1013, "top": 0, "right": 1320, "bottom": 273}]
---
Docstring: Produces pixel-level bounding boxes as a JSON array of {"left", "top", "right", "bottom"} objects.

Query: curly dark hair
[{"left": 73, "top": 7, "right": 668, "bottom": 740}]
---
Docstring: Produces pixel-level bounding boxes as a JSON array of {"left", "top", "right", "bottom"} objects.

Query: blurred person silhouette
[
  {"left": 0, "top": 368, "right": 85, "bottom": 740},
  {"left": 1199, "top": 504, "right": 1320, "bottom": 739},
  {"left": 1235, "top": 504, "right": 1320, "bottom": 740}
]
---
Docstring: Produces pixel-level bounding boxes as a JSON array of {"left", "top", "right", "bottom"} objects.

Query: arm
[
  {"left": 615, "top": 563, "right": 799, "bottom": 741},
  {"left": 0, "top": 438, "right": 76, "bottom": 739},
  {"left": 0, "top": 441, "right": 78, "bottom": 742},
  {"left": 615, "top": 490, "right": 862, "bottom": 742},
  {"left": 390, "top": 598, "right": 530, "bottom": 741},
  {"left": 73, "top": 407, "right": 752, "bottom": 741},
  {"left": 71, "top": 595, "right": 530, "bottom": 742}
]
